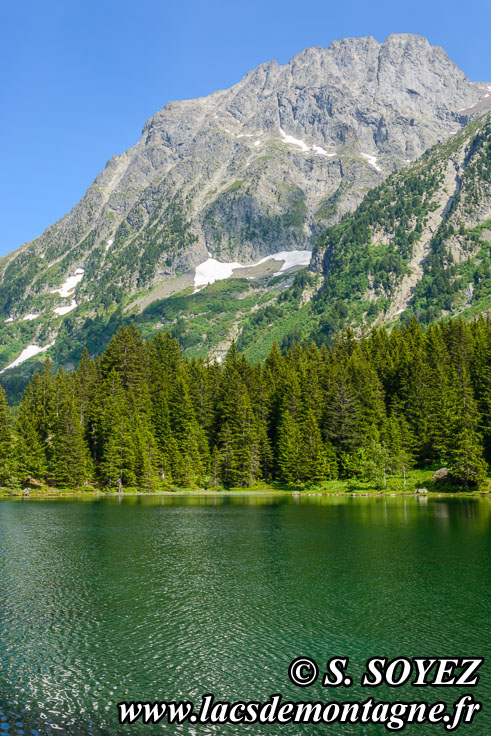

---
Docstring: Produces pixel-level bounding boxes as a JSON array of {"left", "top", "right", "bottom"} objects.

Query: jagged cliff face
[
  {"left": 225, "top": 112, "right": 490, "bottom": 360},
  {"left": 0, "top": 34, "right": 490, "bottom": 381},
  {"left": 309, "top": 114, "right": 490, "bottom": 325}
]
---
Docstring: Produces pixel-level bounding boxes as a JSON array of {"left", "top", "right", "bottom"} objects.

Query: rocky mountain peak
[{"left": 0, "top": 36, "right": 489, "bottom": 383}]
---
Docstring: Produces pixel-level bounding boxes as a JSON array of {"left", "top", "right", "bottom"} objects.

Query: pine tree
[
  {"left": 384, "top": 410, "right": 415, "bottom": 484},
  {"left": 469, "top": 316, "right": 491, "bottom": 461},
  {"left": 0, "top": 386, "right": 18, "bottom": 488},
  {"left": 324, "top": 438, "right": 338, "bottom": 480},
  {"left": 299, "top": 409, "right": 328, "bottom": 483},
  {"left": 251, "top": 364, "right": 273, "bottom": 480},
  {"left": 424, "top": 325, "right": 457, "bottom": 463},
  {"left": 22, "top": 360, "right": 57, "bottom": 467},
  {"left": 186, "top": 356, "right": 214, "bottom": 436},
  {"left": 277, "top": 410, "right": 302, "bottom": 483},
  {"left": 210, "top": 445, "right": 221, "bottom": 488},
  {"left": 16, "top": 396, "right": 47, "bottom": 482},
  {"left": 51, "top": 388, "right": 91, "bottom": 487},
  {"left": 227, "top": 389, "right": 260, "bottom": 487},
  {"left": 347, "top": 347, "right": 386, "bottom": 446},
  {"left": 133, "top": 421, "right": 160, "bottom": 490},
  {"left": 2, "top": 315, "right": 488, "bottom": 492},
  {"left": 102, "top": 324, "right": 149, "bottom": 398},
  {"left": 150, "top": 388, "right": 174, "bottom": 483},
  {"left": 403, "top": 342, "right": 435, "bottom": 464},
  {"left": 324, "top": 371, "right": 360, "bottom": 456},
  {"left": 446, "top": 366, "right": 487, "bottom": 487},
  {"left": 99, "top": 371, "right": 137, "bottom": 490},
  {"left": 447, "top": 429, "right": 487, "bottom": 487},
  {"left": 74, "top": 347, "right": 100, "bottom": 460},
  {"left": 167, "top": 373, "right": 204, "bottom": 486},
  {"left": 360, "top": 437, "right": 390, "bottom": 490},
  {"left": 218, "top": 421, "right": 234, "bottom": 486},
  {"left": 257, "top": 418, "right": 274, "bottom": 481}
]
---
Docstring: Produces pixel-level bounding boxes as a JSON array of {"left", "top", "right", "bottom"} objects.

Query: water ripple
[{"left": 0, "top": 496, "right": 489, "bottom": 735}]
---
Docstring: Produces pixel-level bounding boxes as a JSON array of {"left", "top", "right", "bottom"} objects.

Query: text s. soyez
[{"left": 288, "top": 657, "right": 483, "bottom": 688}]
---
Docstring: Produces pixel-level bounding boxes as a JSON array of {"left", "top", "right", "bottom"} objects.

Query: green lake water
[{"left": 0, "top": 494, "right": 489, "bottom": 735}]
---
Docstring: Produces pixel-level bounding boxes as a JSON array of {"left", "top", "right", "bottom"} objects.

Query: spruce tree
[
  {"left": 51, "top": 389, "right": 91, "bottom": 487},
  {"left": 277, "top": 410, "right": 301, "bottom": 484},
  {"left": 228, "top": 388, "right": 260, "bottom": 487},
  {"left": 16, "top": 396, "right": 47, "bottom": 482},
  {"left": 447, "top": 366, "right": 487, "bottom": 487},
  {"left": 384, "top": 410, "right": 415, "bottom": 484},
  {"left": 3, "top": 315, "right": 488, "bottom": 492},
  {"left": 447, "top": 428, "right": 487, "bottom": 487},
  {"left": 167, "top": 373, "right": 204, "bottom": 486},
  {"left": 360, "top": 437, "right": 390, "bottom": 490},
  {"left": 218, "top": 421, "right": 234, "bottom": 486},
  {"left": 324, "top": 371, "right": 360, "bottom": 456},
  {"left": 99, "top": 371, "right": 137, "bottom": 490},
  {"left": 0, "top": 386, "right": 18, "bottom": 488},
  {"left": 299, "top": 409, "right": 328, "bottom": 483},
  {"left": 469, "top": 316, "right": 491, "bottom": 461}
]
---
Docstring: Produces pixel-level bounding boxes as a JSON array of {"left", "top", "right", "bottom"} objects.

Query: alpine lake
[{"left": 0, "top": 493, "right": 489, "bottom": 735}]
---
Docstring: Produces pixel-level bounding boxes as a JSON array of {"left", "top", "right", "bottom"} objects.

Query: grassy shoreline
[
  {"left": 1, "top": 467, "right": 489, "bottom": 501},
  {"left": 1, "top": 491, "right": 488, "bottom": 500}
]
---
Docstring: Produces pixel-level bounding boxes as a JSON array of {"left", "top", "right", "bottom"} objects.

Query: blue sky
[{"left": 1, "top": 0, "right": 490, "bottom": 257}]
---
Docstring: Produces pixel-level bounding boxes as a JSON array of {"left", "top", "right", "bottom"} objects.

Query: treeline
[{"left": 0, "top": 317, "right": 489, "bottom": 491}]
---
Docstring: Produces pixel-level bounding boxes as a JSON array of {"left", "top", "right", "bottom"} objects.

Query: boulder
[{"left": 432, "top": 468, "right": 449, "bottom": 481}]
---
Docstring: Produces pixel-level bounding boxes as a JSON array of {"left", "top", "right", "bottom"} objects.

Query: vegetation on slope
[
  {"left": 0, "top": 317, "right": 489, "bottom": 493},
  {"left": 0, "top": 117, "right": 489, "bottom": 401}
]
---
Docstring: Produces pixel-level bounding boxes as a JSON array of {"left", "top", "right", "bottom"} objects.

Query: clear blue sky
[{"left": 1, "top": 0, "right": 490, "bottom": 257}]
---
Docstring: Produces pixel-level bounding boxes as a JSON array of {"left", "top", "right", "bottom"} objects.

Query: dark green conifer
[
  {"left": 16, "top": 389, "right": 48, "bottom": 482},
  {"left": 277, "top": 410, "right": 301, "bottom": 483},
  {"left": 0, "top": 386, "right": 18, "bottom": 488},
  {"left": 99, "top": 370, "right": 137, "bottom": 490},
  {"left": 447, "top": 366, "right": 487, "bottom": 487},
  {"left": 51, "top": 388, "right": 91, "bottom": 487},
  {"left": 447, "top": 428, "right": 487, "bottom": 487}
]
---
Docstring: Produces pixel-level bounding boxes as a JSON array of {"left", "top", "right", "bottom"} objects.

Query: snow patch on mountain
[
  {"left": 194, "top": 250, "right": 312, "bottom": 288},
  {"left": 279, "top": 128, "right": 310, "bottom": 152},
  {"left": 279, "top": 128, "right": 335, "bottom": 157},
  {"left": 50, "top": 268, "right": 85, "bottom": 298},
  {"left": 194, "top": 259, "right": 245, "bottom": 288},
  {"left": 360, "top": 152, "right": 382, "bottom": 172},
  {"left": 266, "top": 250, "right": 312, "bottom": 274},
  {"left": 0, "top": 342, "right": 55, "bottom": 374},
  {"left": 53, "top": 300, "right": 77, "bottom": 316},
  {"left": 23, "top": 314, "right": 39, "bottom": 321},
  {"left": 312, "top": 145, "right": 335, "bottom": 157}
]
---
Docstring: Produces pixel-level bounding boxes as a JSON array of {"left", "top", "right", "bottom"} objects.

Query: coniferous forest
[{"left": 0, "top": 316, "right": 489, "bottom": 493}]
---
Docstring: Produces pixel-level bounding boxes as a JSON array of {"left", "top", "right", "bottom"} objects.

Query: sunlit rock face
[{"left": 0, "top": 34, "right": 489, "bottom": 376}]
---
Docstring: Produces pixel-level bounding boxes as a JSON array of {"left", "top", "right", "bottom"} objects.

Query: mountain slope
[
  {"left": 235, "top": 112, "right": 490, "bottom": 358},
  {"left": 0, "top": 34, "right": 490, "bottom": 390},
  {"left": 1, "top": 113, "right": 488, "bottom": 396}
]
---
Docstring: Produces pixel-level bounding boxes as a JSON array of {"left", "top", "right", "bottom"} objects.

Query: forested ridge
[{"left": 0, "top": 316, "right": 489, "bottom": 492}]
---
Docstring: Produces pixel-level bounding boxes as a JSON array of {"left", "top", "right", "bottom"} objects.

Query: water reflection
[{"left": 0, "top": 496, "right": 489, "bottom": 735}]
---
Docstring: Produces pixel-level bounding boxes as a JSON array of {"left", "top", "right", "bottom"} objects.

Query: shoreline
[{"left": 1, "top": 487, "right": 489, "bottom": 500}]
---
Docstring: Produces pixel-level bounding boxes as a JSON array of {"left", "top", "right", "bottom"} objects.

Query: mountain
[
  {"left": 0, "top": 34, "right": 490, "bottom": 392},
  {"left": 236, "top": 112, "right": 490, "bottom": 358}
]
